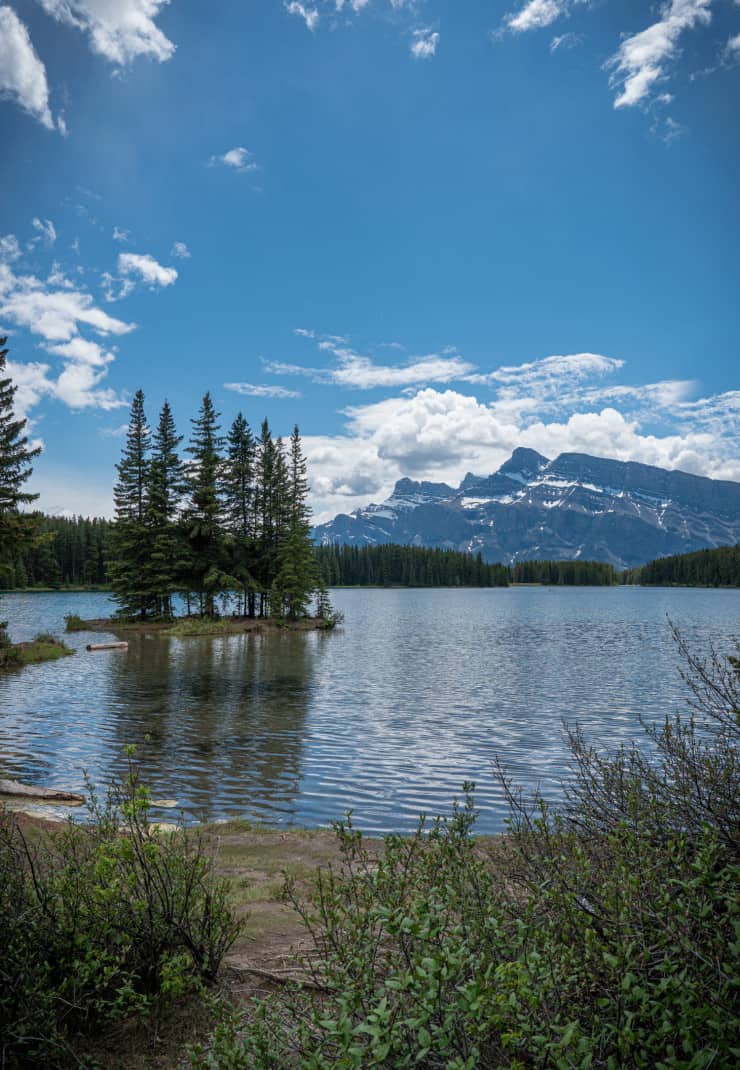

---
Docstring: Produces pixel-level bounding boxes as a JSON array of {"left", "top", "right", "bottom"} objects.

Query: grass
[{"left": 0, "top": 634, "right": 73, "bottom": 671}]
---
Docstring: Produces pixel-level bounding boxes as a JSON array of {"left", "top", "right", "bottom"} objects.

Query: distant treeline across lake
[{"left": 2, "top": 515, "right": 738, "bottom": 591}]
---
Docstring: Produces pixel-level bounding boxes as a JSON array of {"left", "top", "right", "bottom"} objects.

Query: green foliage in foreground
[
  {"left": 0, "top": 755, "right": 241, "bottom": 1068},
  {"left": 623, "top": 543, "right": 740, "bottom": 587},
  {"left": 191, "top": 632, "right": 739, "bottom": 1070}
]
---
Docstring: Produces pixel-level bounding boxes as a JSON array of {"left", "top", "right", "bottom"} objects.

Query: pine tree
[
  {"left": 0, "top": 338, "right": 41, "bottom": 557},
  {"left": 108, "top": 390, "right": 154, "bottom": 619},
  {"left": 184, "top": 392, "right": 226, "bottom": 617},
  {"left": 0, "top": 338, "right": 42, "bottom": 646},
  {"left": 145, "top": 401, "right": 185, "bottom": 617},
  {"left": 223, "top": 413, "right": 257, "bottom": 616},
  {"left": 272, "top": 425, "right": 320, "bottom": 620}
]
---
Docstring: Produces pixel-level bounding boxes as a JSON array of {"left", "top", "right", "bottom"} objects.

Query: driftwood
[
  {"left": 86, "top": 642, "right": 129, "bottom": 652},
  {"left": 0, "top": 778, "right": 84, "bottom": 804}
]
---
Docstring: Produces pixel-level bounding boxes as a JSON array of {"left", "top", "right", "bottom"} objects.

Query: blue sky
[{"left": 1, "top": 0, "right": 738, "bottom": 521}]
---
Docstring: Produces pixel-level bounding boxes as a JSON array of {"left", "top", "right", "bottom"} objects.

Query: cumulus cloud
[
  {"left": 0, "top": 6, "right": 58, "bottom": 130},
  {"left": 606, "top": 0, "right": 713, "bottom": 109},
  {"left": 171, "top": 240, "right": 190, "bottom": 259},
  {"left": 0, "top": 245, "right": 134, "bottom": 413},
  {"left": 209, "top": 146, "right": 258, "bottom": 172},
  {"left": 37, "top": 0, "right": 176, "bottom": 65},
  {"left": 224, "top": 382, "right": 301, "bottom": 399},
  {"left": 410, "top": 28, "right": 439, "bottom": 59},
  {"left": 289, "top": 341, "right": 740, "bottom": 522},
  {"left": 285, "top": 2, "right": 320, "bottom": 31}
]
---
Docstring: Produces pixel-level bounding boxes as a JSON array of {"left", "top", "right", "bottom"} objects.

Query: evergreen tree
[
  {"left": 0, "top": 338, "right": 41, "bottom": 645},
  {"left": 144, "top": 401, "right": 185, "bottom": 617},
  {"left": 222, "top": 413, "right": 257, "bottom": 616},
  {"left": 0, "top": 338, "right": 41, "bottom": 558},
  {"left": 272, "top": 425, "right": 320, "bottom": 619},
  {"left": 184, "top": 392, "right": 226, "bottom": 616},
  {"left": 108, "top": 390, "right": 153, "bottom": 619}
]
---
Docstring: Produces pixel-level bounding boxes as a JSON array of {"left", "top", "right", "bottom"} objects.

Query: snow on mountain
[{"left": 313, "top": 449, "right": 740, "bottom": 568}]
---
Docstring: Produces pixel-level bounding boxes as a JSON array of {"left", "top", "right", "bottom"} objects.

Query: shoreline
[{"left": 71, "top": 615, "right": 336, "bottom": 637}]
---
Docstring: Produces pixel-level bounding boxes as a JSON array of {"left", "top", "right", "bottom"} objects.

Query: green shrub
[
  {"left": 0, "top": 620, "right": 21, "bottom": 668},
  {"left": 190, "top": 632, "right": 739, "bottom": 1069},
  {"left": 0, "top": 753, "right": 241, "bottom": 1068},
  {"left": 64, "top": 614, "right": 86, "bottom": 632}
]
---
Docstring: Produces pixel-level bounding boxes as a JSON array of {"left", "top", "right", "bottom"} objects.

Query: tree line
[
  {"left": 513, "top": 558, "right": 618, "bottom": 585},
  {"left": 107, "top": 389, "right": 323, "bottom": 621},
  {"left": 316, "top": 543, "right": 511, "bottom": 587},
  {"left": 623, "top": 544, "right": 740, "bottom": 587},
  {"left": 0, "top": 515, "right": 111, "bottom": 590}
]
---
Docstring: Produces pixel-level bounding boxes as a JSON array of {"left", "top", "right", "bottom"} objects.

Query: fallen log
[
  {"left": 0, "top": 778, "right": 84, "bottom": 804},
  {"left": 86, "top": 642, "right": 129, "bottom": 652}
]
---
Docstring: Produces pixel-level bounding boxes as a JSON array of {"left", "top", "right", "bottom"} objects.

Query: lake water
[{"left": 0, "top": 587, "right": 737, "bottom": 834}]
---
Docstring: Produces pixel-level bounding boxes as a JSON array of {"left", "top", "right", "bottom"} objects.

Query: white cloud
[
  {"left": 410, "top": 28, "right": 439, "bottom": 59},
  {"left": 171, "top": 240, "right": 190, "bottom": 259},
  {"left": 0, "top": 270, "right": 134, "bottom": 341},
  {"left": 303, "top": 380, "right": 740, "bottom": 523},
  {"left": 285, "top": 2, "right": 320, "bottom": 31},
  {"left": 112, "top": 225, "right": 130, "bottom": 242},
  {"left": 5, "top": 359, "right": 55, "bottom": 420},
  {"left": 606, "top": 0, "right": 713, "bottom": 109},
  {"left": 0, "top": 6, "right": 57, "bottom": 130},
  {"left": 117, "top": 251, "right": 177, "bottom": 289},
  {"left": 550, "top": 31, "right": 583, "bottom": 52},
  {"left": 0, "top": 234, "right": 22, "bottom": 262},
  {"left": 37, "top": 0, "right": 176, "bottom": 65},
  {"left": 725, "top": 32, "right": 740, "bottom": 59},
  {"left": 505, "top": 0, "right": 568, "bottom": 33},
  {"left": 209, "top": 146, "right": 258, "bottom": 172},
  {"left": 32, "top": 217, "right": 57, "bottom": 244},
  {"left": 0, "top": 248, "right": 134, "bottom": 413},
  {"left": 224, "top": 382, "right": 302, "bottom": 399},
  {"left": 267, "top": 334, "right": 475, "bottom": 389},
  {"left": 335, "top": 1, "right": 370, "bottom": 12},
  {"left": 290, "top": 342, "right": 740, "bottom": 522}
]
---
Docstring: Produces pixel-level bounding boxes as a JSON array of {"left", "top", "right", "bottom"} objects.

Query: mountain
[{"left": 313, "top": 449, "right": 740, "bottom": 569}]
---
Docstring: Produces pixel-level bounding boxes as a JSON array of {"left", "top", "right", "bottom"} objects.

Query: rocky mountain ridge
[{"left": 313, "top": 449, "right": 740, "bottom": 568}]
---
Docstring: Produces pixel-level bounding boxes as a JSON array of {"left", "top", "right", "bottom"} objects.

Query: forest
[
  {"left": 623, "top": 543, "right": 740, "bottom": 587},
  {"left": 0, "top": 515, "right": 111, "bottom": 590},
  {"left": 316, "top": 543, "right": 511, "bottom": 587},
  {"left": 512, "top": 558, "right": 618, "bottom": 585}
]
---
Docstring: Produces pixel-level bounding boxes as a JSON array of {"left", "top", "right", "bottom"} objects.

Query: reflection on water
[{"left": 0, "top": 587, "right": 738, "bottom": 833}]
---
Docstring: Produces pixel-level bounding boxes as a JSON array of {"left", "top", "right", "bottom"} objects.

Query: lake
[{"left": 0, "top": 587, "right": 737, "bottom": 834}]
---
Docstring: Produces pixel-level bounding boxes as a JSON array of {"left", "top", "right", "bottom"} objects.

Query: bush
[
  {"left": 0, "top": 619, "right": 21, "bottom": 668},
  {"left": 64, "top": 614, "right": 86, "bottom": 632},
  {"left": 190, "top": 631, "right": 739, "bottom": 1069},
  {"left": 0, "top": 753, "right": 241, "bottom": 1068}
]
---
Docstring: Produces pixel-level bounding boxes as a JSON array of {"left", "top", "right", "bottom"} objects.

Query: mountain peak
[{"left": 498, "top": 448, "right": 549, "bottom": 479}]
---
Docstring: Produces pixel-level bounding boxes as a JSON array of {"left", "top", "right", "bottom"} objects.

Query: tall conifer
[
  {"left": 272, "top": 425, "right": 320, "bottom": 619},
  {"left": 108, "top": 390, "right": 153, "bottom": 619},
  {"left": 145, "top": 400, "right": 185, "bottom": 617},
  {"left": 0, "top": 338, "right": 41, "bottom": 645},
  {"left": 184, "top": 392, "right": 225, "bottom": 616},
  {"left": 223, "top": 413, "right": 257, "bottom": 616},
  {"left": 0, "top": 338, "right": 41, "bottom": 555}
]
